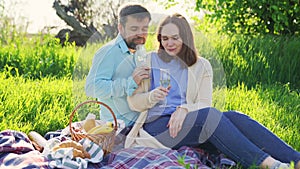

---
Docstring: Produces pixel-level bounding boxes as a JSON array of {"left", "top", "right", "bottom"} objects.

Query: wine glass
[
  {"left": 135, "top": 45, "right": 147, "bottom": 67},
  {"left": 159, "top": 69, "right": 170, "bottom": 107},
  {"left": 136, "top": 55, "right": 147, "bottom": 67}
]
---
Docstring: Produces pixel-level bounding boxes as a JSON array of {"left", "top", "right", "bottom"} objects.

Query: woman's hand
[
  {"left": 148, "top": 86, "right": 169, "bottom": 103},
  {"left": 167, "top": 107, "right": 188, "bottom": 138}
]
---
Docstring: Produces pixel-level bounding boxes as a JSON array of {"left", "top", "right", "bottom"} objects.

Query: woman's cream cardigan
[{"left": 125, "top": 55, "right": 213, "bottom": 148}]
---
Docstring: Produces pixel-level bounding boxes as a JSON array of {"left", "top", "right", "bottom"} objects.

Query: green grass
[
  {"left": 1, "top": 70, "right": 299, "bottom": 151},
  {"left": 0, "top": 72, "right": 73, "bottom": 134},
  {"left": 194, "top": 32, "right": 300, "bottom": 89},
  {"left": 0, "top": 34, "right": 77, "bottom": 79},
  {"left": 224, "top": 83, "right": 300, "bottom": 150}
]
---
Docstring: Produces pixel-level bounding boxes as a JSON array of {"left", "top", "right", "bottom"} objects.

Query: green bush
[{"left": 196, "top": 0, "right": 300, "bottom": 35}]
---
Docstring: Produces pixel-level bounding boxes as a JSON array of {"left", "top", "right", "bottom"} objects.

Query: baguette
[
  {"left": 28, "top": 131, "right": 47, "bottom": 152},
  {"left": 52, "top": 140, "right": 91, "bottom": 159}
]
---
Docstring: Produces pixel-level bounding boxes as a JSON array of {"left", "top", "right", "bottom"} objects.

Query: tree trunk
[{"left": 52, "top": 0, "right": 103, "bottom": 46}]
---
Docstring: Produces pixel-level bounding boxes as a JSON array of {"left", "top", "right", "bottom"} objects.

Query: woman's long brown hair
[{"left": 157, "top": 13, "right": 197, "bottom": 67}]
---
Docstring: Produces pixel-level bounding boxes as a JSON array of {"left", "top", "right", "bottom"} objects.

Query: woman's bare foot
[
  {"left": 295, "top": 161, "right": 300, "bottom": 169},
  {"left": 260, "top": 156, "right": 289, "bottom": 169},
  {"left": 260, "top": 156, "right": 277, "bottom": 169}
]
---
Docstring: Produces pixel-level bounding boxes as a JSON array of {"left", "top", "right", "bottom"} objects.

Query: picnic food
[
  {"left": 69, "top": 100, "right": 118, "bottom": 155},
  {"left": 28, "top": 131, "right": 47, "bottom": 151},
  {"left": 52, "top": 140, "right": 91, "bottom": 159},
  {"left": 106, "top": 121, "right": 113, "bottom": 128},
  {"left": 83, "top": 118, "right": 96, "bottom": 132},
  {"left": 87, "top": 124, "right": 114, "bottom": 134}
]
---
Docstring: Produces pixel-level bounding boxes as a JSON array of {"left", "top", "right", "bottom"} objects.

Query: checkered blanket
[
  {"left": 0, "top": 130, "right": 50, "bottom": 169},
  {"left": 102, "top": 146, "right": 209, "bottom": 169},
  {"left": 0, "top": 130, "right": 236, "bottom": 169}
]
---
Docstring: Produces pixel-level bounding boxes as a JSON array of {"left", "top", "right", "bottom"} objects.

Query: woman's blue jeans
[{"left": 143, "top": 107, "right": 300, "bottom": 168}]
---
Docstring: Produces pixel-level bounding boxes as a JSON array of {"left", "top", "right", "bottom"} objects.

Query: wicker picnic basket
[{"left": 69, "top": 100, "right": 118, "bottom": 155}]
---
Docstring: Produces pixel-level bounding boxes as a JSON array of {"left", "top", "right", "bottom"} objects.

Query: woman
[{"left": 127, "top": 13, "right": 300, "bottom": 169}]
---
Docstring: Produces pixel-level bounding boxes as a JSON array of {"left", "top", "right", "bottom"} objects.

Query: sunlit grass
[
  {"left": 0, "top": 72, "right": 73, "bottom": 134},
  {"left": 1, "top": 70, "right": 299, "bottom": 151},
  {"left": 223, "top": 83, "right": 300, "bottom": 151}
]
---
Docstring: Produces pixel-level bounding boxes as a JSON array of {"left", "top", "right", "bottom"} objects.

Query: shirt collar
[{"left": 116, "top": 33, "right": 131, "bottom": 54}]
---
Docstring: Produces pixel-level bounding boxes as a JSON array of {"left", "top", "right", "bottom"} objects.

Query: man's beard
[{"left": 126, "top": 37, "right": 146, "bottom": 50}]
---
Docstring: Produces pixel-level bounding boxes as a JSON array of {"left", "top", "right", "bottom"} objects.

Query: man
[{"left": 85, "top": 4, "right": 151, "bottom": 126}]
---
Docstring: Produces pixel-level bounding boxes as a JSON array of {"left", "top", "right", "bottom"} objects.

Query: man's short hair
[{"left": 118, "top": 4, "right": 151, "bottom": 26}]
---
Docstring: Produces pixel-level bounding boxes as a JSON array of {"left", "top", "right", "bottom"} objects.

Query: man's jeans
[{"left": 143, "top": 107, "right": 300, "bottom": 168}]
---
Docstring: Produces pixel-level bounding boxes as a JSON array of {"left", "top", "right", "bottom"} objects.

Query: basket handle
[{"left": 69, "top": 100, "right": 118, "bottom": 135}]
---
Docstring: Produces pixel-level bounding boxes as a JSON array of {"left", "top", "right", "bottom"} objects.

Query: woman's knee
[
  {"left": 188, "top": 107, "right": 223, "bottom": 128},
  {"left": 197, "top": 107, "right": 224, "bottom": 143},
  {"left": 198, "top": 107, "right": 222, "bottom": 116},
  {"left": 223, "top": 110, "right": 250, "bottom": 121}
]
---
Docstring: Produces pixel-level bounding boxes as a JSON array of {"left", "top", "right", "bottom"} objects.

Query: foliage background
[{"left": 196, "top": 0, "right": 300, "bottom": 35}]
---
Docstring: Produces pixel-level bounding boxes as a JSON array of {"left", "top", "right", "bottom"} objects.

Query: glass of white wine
[
  {"left": 159, "top": 69, "right": 170, "bottom": 107},
  {"left": 135, "top": 45, "right": 147, "bottom": 67}
]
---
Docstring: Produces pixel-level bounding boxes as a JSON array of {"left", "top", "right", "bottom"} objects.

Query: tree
[
  {"left": 196, "top": 0, "right": 300, "bottom": 35},
  {"left": 53, "top": 0, "right": 124, "bottom": 46}
]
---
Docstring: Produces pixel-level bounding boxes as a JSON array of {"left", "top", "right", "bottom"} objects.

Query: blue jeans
[{"left": 143, "top": 107, "right": 300, "bottom": 168}]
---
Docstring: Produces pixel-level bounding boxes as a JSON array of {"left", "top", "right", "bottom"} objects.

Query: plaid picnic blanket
[
  {"left": 0, "top": 130, "right": 108, "bottom": 169},
  {"left": 101, "top": 146, "right": 208, "bottom": 169},
  {"left": 0, "top": 129, "right": 236, "bottom": 169},
  {"left": 0, "top": 130, "right": 50, "bottom": 169}
]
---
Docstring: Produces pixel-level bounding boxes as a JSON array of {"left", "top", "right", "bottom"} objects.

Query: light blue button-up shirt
[{"left": 85, "top": 34, "right": 139, "bottom": 126}]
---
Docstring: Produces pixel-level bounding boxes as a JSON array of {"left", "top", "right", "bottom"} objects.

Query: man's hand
[
  {"left": 132, "top": 66, "right": 150, "bottom": 85},
  {"left": 167, "top": 107, "right": 188, "bottom": 138}
]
